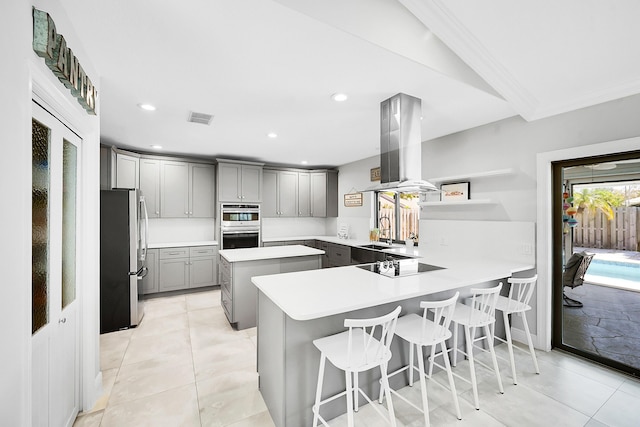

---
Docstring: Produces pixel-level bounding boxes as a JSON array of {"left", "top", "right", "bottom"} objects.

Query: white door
[{"left": 31, "top": 101, "right": 81, "bottom": 427}]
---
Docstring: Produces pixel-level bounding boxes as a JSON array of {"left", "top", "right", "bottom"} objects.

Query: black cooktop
[{"left": 356, "top": 262, "right": 445, "bottom": 277}]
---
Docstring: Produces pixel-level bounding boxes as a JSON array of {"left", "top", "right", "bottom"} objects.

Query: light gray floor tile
[
  {"left": 143, "top": 296, "right": 187, "bottom": 320},
  {"left": 72, "top": 410, "right": 103, "bottom": 427},
  {"left": 198, "top": 384, "right": 268, "bottom": 427},
  {"left": 592, "top": 388, "right": 640, "bottom": 427},
  {"left": 619, "top": 377, "right": 640, "bottom": 399},
  {"left": 186, "top": 290, "right": 220, "bottom": 311},
  {"left": 121, "top": 328, "right": 191, "bottom": 366},
  {"left": 109, "top": 356, "right": 195, "bottom": 406},
  {"left": 464, "top": 378, "right": 590, "bottom": 427},
  {"left": 510, "top": 357, "right": 617, "bottom": 416},
  {"left": 224, "top": 410, "right": 275, "bottom": 427},
  {"left": 101, "top": 384, "right": 200, "bottom": 427},
  {"left": 132, "top": 311, "right": 189, "bottom": 339}
]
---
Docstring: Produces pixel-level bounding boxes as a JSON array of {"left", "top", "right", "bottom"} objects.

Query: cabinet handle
[
  {"left": 155, "top": 211, "right": 159, "bottom": 215},
  {"left": 169, "top": 252, "right": 181, "bottom": 255}
]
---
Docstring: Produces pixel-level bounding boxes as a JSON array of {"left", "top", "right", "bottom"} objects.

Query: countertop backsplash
[
  {"left": 148, "top": 218, "right": 215, "bottom": 244},
  {"left": 261, "top": 217, "right": 332, "bottom": 239}
]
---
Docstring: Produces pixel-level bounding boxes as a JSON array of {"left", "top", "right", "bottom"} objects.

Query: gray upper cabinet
[
  {"left": 217, "top": 160, "right": 263, "bottom": 203},
  {"left": 263, "top": 169, "right": 301, "bottom": 217},
  {"left": 263, "top": 169, "right": 337, "bottom": 218},
  {"left": 262, "top": 169, "right": 278, "bottom": 217},
  {"left": 297, "top": 172, "right": 310, "bottom": 217},
  {"left": 115, "top": 151, "right": 139, "bottom": 189},
  {"left": 160, "top": 160, "right": 190, "bottom": 218},
  {"left": 189, "top": 163, "right": 215, "bottom": 218},
  {"left": 159, "top": 161, "right": 215, "bottom": 218},
  {"left": 139, "top": 158, "right": 161, "bottom": 218},
  {"left": 311, "top": 171, "right": 338, "bottom": 217}
]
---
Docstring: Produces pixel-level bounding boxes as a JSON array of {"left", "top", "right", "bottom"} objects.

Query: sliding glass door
[{"left": 552, "top": 151, "right": 640, "bottom": 376}]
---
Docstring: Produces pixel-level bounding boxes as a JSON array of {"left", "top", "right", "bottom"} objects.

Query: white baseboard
[{"left": 82, "top": 371, "right": 103, "bottom": 412}]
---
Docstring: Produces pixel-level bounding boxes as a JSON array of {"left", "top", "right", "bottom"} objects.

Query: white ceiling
[{"left": 59, "top": 0, "right": 640, "bottom": 168}]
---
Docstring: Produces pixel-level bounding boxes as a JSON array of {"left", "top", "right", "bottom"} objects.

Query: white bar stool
[
  {"left": 312, "top": 306, "right": 402, "bottom": 427},
  {"left": 450, "top": 283, "right": 504, "bottom": 410},
  {"left": 381, "top": 292, "right": 462, "bottom": 427},
  {"left": 493, "top": 275, "right": 540, "bottom": 384}
]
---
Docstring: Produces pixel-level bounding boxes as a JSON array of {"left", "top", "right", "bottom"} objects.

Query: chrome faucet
[{"left": 379, "top": 216, "right": 392, "bottom": 245}]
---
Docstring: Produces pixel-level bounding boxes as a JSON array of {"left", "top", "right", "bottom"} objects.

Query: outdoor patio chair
[{"left": 562, "top": 251, "right": 595, "bottom": 308}]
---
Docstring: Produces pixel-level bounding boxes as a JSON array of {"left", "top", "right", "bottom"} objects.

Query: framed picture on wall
[{"left": 440, "top": 182, "right": 470, "bottom": 201}]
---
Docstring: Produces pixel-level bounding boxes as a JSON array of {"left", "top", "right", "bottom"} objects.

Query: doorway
[
  {"left": 31, "top": 100, "right": 82, "bottom": 427},
  {"left": 552, "top": 151, "right": 640, "bottom": 377}
]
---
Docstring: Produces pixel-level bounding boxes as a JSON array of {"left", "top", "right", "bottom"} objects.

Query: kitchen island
[
  {"left": 219, "top": 245, "right": 324, "bottom": 329},
  {"left": 252, "top": 254, "right": 534, "bottom": 427}
]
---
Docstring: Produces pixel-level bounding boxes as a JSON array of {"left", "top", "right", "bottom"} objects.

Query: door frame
[
  {"left": 536, "top": 136, "right": 640, "bottom": 352},
  {"left": 30, "top": 60, "right": 102, "bottom": 417},
  {"left": 32, "top": 100, "right": 83, "bottom": 426},
  {"left": 551, "top": 152, "right": 640, "bottom": 376}
]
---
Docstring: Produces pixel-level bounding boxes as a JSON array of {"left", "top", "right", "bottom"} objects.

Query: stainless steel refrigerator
[{"left": 100, "top": 189, "right": 149, "bottom": 333}]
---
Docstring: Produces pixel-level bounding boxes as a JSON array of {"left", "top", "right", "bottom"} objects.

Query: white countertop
[
  {"left": 148, "top": 241, "right": 218, "bottom": 249},
  {"left": 263, "top": 235, "right": 423, "bottom": 257},
  {"left": 219, "top": 245, "right": 325, "bottom": 263},
  {"left": 252, "top": 253, "right": 533, "bottom": 321}
]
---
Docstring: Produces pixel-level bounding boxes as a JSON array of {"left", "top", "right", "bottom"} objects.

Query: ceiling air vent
[{"left": 187, "top": 111, "right": 214, "bottom": 125}]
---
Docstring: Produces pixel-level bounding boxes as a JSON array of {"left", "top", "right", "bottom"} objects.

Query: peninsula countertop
[
  {"left": 219, "top": 245, "right": 325, "bottom": 263},
  {"left": 252, "top": 254, "right": 533, "bottom": 321}
]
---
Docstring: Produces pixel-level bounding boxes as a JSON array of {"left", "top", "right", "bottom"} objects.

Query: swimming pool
[{"left": 587, "top": 259, "right": 640, "bottom": 282}]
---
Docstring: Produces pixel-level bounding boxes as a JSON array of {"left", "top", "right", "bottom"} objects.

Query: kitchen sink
[{"left": 358, "top": 243, "right": 399, "bottom": 250}]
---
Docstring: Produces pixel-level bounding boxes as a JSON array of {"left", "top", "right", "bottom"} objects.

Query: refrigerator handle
[{"left": 140, "top": 195, "right": 149, "bottom": 262}]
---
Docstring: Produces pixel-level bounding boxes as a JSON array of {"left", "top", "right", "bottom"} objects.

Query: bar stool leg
[
  {"left": 440, "top": 341, "right": 462, "bottom": 420},
  {"left": 345, "top": 370, "right": 354, "bottom": 427},
  {"left": 485, "top": 325, "right": 504, "bottom": 394},
  {"left": 521, "top": 312, "right": 540, "bottom": 374},
  {"left": 353, "top": 372, "right": 359, "bottom": 412},
  {"left": 428, "top": 345, "right": 436, "bottom": 378},
  {"left": 380, "top": 363, "right": 397, "bottom": 427},
  {"left": 312, "top": 354, "right": 326, "bottom": 427},
  {"left": 416, "top": 345, "right": 430, "bottom": 427},
  {"left": 503, "top": 311, "right": 518, "bottom": 385},
  {"left": 409, "top": 342, "right": 415, "bottom": 386},
  {"left": 465, "top": 325, "right": 480, "bottom": 410},
  {"left": 452, "top": 322, "right": 459, "bottom": 367}
]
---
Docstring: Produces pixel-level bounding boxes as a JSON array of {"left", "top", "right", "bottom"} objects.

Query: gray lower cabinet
[
  {"left": 189, "top": 246, "right": 217, "bottom": 288},
  {"left": 141, "top": 248, "right": 159, "bottom": 294},
  {"left": 155, "top": 246, "right": 218, "bottom": 293},
  {"left": 220, "top": 254, "right": 321, "bottom": 330}
]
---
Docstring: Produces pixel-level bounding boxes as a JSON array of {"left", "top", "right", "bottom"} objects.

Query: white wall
[
  {"left": 336, "top": 156, "right": 379, "bottom": 240},
  {"left": 0, "top": 0, "right": 103, "bottom": 422},
  {"left": 0, "top": 1, "right": 32, "bottom": 424}
]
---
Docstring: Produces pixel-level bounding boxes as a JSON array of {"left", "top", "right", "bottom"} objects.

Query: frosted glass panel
[
  {"left": 62, "top": 140, "right": 77, "bottom": 309},
  {"left": 32, "top": 119, "right": 50, "bottom": 334}
]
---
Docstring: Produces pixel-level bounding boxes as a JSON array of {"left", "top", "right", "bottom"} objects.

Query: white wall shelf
[
  {"left": 419, "top": 199, "right": 494, "bottom": 207},
  {"left": 427, "top": 168, "right": 515, "bottom": 183}
]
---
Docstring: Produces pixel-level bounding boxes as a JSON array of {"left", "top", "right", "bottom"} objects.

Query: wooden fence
[
  {"left": 379, "top": 207, "right": 420, "bottom": 242},
  {"left": 572, "top": 206, "right": 640, "bottom": 251}
]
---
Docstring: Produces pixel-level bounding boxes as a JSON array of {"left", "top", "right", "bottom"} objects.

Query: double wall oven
[{"left": 220, "top": 204, "right": 261, "bottom": 249}]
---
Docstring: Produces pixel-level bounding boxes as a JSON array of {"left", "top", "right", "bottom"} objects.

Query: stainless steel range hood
[{"left": 361, "top": 93, "right": 438, "bottom": 193}]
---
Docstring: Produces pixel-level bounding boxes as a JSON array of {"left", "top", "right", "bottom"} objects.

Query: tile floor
[{"left": 74, "top": 288, "right": 640, "bottom": 427}]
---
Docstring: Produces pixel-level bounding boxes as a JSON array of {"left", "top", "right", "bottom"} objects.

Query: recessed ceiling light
[
  {"left": 138, "top": 103, "right": 156, "bottom": 111},
  {"left": 331, "top": 93, "right": 348, "bottom": 102},
  {"left": 267, "top": 132, "right": 278, "bottom": 139},
  {"left": 301, "top": 160, "right": 308, "bottom": 165},
  {"left": 150, "top": 145, "right": 163, "bottom": 150}
]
